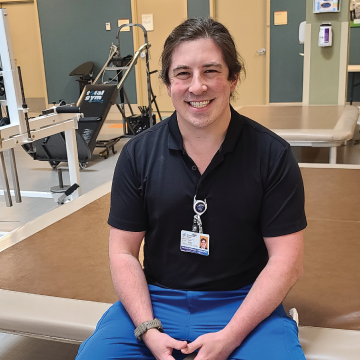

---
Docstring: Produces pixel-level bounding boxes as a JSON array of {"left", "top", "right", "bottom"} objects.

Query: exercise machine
[
  {"left": 23, "top": 23, "right": 161, "bottom": 168},
  {"left": 23, "top": 83, "right": 118, "bottom": 169},
  {"left": 0, "top": 8, "right": 81, "bottom": 206}
]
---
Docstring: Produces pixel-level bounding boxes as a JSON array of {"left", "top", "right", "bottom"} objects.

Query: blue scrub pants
[{"left": 76, "top": 284, "right": 305, "bottom": 360}]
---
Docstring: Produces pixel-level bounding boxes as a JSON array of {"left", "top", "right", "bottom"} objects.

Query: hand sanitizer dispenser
[
  {"left": 299, "top": 21, "right": 306, "bottom": 44},
  {"left": 318, "top": 23, "right": 332, "bottom": 46}
]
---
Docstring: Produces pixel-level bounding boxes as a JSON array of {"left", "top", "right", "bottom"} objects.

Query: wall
[
  {"left": 306, "top": 0, "right": 350, "bottom": 104},
  {"left": 29, "top": 1, "right": 359, "bottom": 106},
  {"left": 133, "top": 0, "right": 187, "bottom": 112},
  {"left": 270, "top": 0, "right": 305, "bottom": 103},
  {"left": 1, "top": 1, "right": 47, "bottom": 110},
  {"left": 37, "top": 0, "right": 136, "bottom": 104},
  {"left": 187, "top": 0, "right": 209, "bottom": 18}
]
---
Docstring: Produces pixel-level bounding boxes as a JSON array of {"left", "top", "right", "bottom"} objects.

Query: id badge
[{"left": 180, "top": 230, "right": 210, "bottom": 256}]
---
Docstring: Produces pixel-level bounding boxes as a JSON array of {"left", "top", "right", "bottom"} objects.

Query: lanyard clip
[
  {"left": 193, "top": 196, "right": 207, "bottom": 216},
  {"left": 193, "top": 196, "right": 206, "bottom": 233}
]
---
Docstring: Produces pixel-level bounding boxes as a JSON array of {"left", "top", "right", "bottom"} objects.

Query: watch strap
[{"left": 134, "top": 318, "right": 163, "bottom": 341}]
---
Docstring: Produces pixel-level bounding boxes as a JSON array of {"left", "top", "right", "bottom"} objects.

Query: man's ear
[
  {"left": 230, "top": 74, "right": 239, "bottom": 92},
  {"left": 166, "top": 85, "right": 171, "bottom": 97}
]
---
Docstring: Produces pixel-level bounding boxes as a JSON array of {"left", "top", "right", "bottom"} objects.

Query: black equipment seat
[
  {"left": 69, "top": 62, "right": 94, "bottom": 77},
  {"left": 22, "top": 84, "right": 118, "bottom": 167},
  {"left": 70, "top": 62, "right": 94, "bottom": 96}
]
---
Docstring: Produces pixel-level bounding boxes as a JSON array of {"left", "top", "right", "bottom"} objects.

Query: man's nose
[{"left": 188, "top": 74, "right": 207, "bottom": 95}]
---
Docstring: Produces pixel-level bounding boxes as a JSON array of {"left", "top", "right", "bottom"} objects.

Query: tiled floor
[{"left": 0, "top": 107, "right": 360, "bottom": 359}]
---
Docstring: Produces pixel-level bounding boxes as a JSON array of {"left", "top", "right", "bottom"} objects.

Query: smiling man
[{"left": 76, "top": 18, "right": 307, "bottom": 360}]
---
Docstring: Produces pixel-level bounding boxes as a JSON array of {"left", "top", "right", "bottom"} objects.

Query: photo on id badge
[{"left": 180, "top": 231, "right": 209, "bottom": 256}]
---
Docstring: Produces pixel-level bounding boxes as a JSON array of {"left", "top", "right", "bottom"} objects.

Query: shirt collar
[
  {"left": 168, "top": 111, "right": 183, "bottom": 150},
  {"left": 167, "top": 106, "right": 244, "bottom": 153}
]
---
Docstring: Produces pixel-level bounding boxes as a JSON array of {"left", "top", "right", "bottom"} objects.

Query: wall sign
[
  {"left": 274, "top": 11, "right": 288, "bottom": 25},
  {"left": 314, "top": 0, "right": 341, "bottom": 13}
]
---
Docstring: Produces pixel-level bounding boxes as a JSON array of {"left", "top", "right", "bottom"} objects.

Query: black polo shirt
[{"left": 108, "top": 107, "right": 307, "bottom": 291}]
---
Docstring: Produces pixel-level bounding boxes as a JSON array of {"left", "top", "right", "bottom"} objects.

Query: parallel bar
[
  {"left": 0, "top": 152, "right": 12, "bottom": 207},
  {"left": 0, "top": 9, "right": 24, "bottom": 134},
  {"left": 329, "top": 147, "right": 337, "bottom": 164},
  {"left": 8, "top": 148, "right": 21, "bottom": 203},
  {"left": 58, "top": 169, "right": 64, "bottom": 189},
  {"left": 0, "top": 190, "right": 52, "bottom": 198},
  {"left": 64, "top": 127, "right": 81, "bottom": 200},
  {"left": 0, "top": 118, "right": 79, "bottom": 153}
]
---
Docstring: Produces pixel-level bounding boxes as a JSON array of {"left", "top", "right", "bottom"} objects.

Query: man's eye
[{"left": 175, "top": 72, "right": 191, "bottom": 79}]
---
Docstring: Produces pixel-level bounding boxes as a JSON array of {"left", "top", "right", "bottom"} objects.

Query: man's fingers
[
  {"left": 181, "top": 338, "right": 202, "bottom": 354},
  {"left": 170, "top": 339, "right": 188, "bottom": 351}
]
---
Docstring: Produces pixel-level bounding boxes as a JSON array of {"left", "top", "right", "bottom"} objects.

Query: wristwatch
[{"left": 134, "top": 318, "right": 163, "bottom": 341}]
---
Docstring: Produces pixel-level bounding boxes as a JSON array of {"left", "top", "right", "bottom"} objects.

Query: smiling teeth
[{"left": 189, "top": 101, "right": 210, "bottom": 108}]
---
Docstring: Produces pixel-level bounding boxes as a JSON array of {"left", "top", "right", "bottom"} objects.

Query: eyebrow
[
  {"left": 172, "top": 62, "right": 223, "bottom": 74},
  {"left": 172, "top": 65, "right": 190, "bottom": 73},
  {"left": 203, "top": 62, "right": 223, "bottom": 69}
]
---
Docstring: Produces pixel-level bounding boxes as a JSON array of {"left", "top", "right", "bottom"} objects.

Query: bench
[{"left": 1, "top": 289, "right": 359, "bottom": 359}]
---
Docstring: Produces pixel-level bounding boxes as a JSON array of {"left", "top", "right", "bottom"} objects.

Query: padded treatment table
[
  {"left": 0, "top": 167, "right": 360, "bottom": 358},
  {"left": 238, "top": 105, "right": 359, "bottom": 164}
]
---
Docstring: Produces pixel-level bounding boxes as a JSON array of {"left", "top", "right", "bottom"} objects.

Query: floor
[
  {"left": 0, "top": 113, "right": 130, "bottom": 359},
  {"left": 0, "top": 110, "right": 161, "bottom": 359},
  {"left": 0, "top": 107, "right": 360, "bottom": 359},
  {"left": 0, "top": 112, "right": 128, "bottom": 234},
  {"left": 2, "top": 110, "right": 360, "bottom": 234},
  {"left": 0, "top": 109, "right": 173, "bottom": 234},
  {"left": 0, "top": 333, "right": 79, "bottom": 360}
]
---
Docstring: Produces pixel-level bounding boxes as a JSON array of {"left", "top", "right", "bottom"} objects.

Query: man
[
  {"left": 200, "top": 238, "right": 207, "bottom": 249},
  {"left": 76, "top": 18, "right": 307, "bottom": 360}
]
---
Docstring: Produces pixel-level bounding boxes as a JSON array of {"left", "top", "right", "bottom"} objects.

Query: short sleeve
[
  {"left": 261, "top": 146, "right": 307, "bottom": 237},
  {"left": 108, "top": 146, "right": 148, "bottom": 231}
]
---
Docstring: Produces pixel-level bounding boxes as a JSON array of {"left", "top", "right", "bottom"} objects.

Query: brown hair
[{"left": 159, "top": 17, "right": 245, "bottom": 88}]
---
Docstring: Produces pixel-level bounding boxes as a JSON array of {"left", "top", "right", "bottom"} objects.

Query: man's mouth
[{"left": 187, "top": 100, "right": 213, "bottom": 108}]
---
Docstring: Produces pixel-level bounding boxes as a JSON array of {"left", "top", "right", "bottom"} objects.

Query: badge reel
[
  {"left": 192, "top": 197, "right": 207, "bottom": 234},
  {"left": 180, "top": 197, "right": 210, "bottom": 256}
]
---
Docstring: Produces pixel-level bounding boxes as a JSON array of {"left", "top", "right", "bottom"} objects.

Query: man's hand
[
  {"left": 181, "top": 331, "right": 238, "bottom": 360},
  {"left": 143, "top": 329, "right": 188, "bottom": 360}
]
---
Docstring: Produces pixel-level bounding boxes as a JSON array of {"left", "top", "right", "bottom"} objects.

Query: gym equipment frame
[
  {"left": 0, "top": 8, "right": 82, "bottom": 206},
  {"left": 93, "top": 23, "right": 161, "bottom": 153}
]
